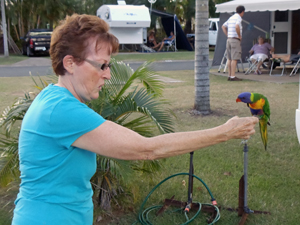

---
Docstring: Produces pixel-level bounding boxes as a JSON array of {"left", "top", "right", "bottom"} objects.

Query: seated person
[
  {"left": 153, "top": 31, "right": 175, "bottom": 52},
  {"left": 147, "top": 31, "right": 157, "bottom": 49},
  {"left": 249, "top": 36, "right": 274, "bottom": 74},
  {"left": 291, "top": 51, "right": 300, "bottom": 64}
]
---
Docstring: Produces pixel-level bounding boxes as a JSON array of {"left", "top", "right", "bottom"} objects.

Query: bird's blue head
[{"left": 236, "top": 92, "right": 253, "bottom": 103}]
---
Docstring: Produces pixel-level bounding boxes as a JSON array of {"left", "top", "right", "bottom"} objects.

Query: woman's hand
[{"left": 223, "top": 116, "right": 258, "bottom": 140}]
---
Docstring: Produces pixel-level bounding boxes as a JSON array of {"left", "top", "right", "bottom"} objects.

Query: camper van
[
  {"left": 209, "top": 18, "right": 219, "bottom": 46},
  {"left": 96, "top": 4, "right": 150, "bottom": 44}
]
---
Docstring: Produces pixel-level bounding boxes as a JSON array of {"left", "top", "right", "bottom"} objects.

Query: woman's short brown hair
[{"left": 50, "top": 14, "right": 119, "bottom": 75}]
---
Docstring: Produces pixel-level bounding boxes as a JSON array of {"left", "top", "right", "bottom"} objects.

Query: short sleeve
[
  {"left": 236, "top": 17, "right": 242, "bottom": 26},
  {"left": 223, "top": 21, "right": 228, "bottom": 27},
  {"left": 49, "top": 98, "right": 105, "bottom": 149}
]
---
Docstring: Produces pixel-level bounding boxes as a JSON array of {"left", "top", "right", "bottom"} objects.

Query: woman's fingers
[{"left": 225, "top": 116, "right": 259, "bottom": 140}]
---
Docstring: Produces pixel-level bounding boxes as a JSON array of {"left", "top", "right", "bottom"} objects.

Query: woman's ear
[{"left": 63, "top": 55, "right": 75, "bottom": 74}]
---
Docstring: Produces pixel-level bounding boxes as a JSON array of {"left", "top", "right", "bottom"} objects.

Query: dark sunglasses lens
[{"left": 101, "top": 63, "right": 111, "bottom": 70}]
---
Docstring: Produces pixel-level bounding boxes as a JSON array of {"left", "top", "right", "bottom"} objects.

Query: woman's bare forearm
[
  {"left": 73, "top": 117, "right": 258, "bottom": 161},
  {"left": 142, "top": 125, "right": 228, "bottom": 160}
]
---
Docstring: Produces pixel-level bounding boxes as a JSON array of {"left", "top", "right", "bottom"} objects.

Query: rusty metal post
[{"left": 238, "top": 175, "right": 245, "bottom": 216}]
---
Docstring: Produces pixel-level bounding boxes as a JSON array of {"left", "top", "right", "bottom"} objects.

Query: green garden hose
[{"left": 135, "top": 172, "right": 220, "bottom": 225}]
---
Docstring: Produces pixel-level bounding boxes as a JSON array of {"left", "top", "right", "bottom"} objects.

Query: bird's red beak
[{"left": 236, "top": 98, "right": 241, "bottom": 103}]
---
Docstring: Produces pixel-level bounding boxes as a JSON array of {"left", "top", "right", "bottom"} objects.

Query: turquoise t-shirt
[{"left": 12, "top": 84, "right": 105, "bottom": 225}]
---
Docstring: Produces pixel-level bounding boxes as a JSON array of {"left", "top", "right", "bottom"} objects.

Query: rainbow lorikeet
[{"left": 236, "top": 92, "right": 270, "bottom": 150}]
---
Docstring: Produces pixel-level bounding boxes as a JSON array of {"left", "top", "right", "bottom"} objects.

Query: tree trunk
[
  {"left": 99, "top": 177, "right": 112, "bottom": 211},
  {"left": 194, "top": 0, "right": 210, "bottom": 115},
  {"left": 37, "top": 15, "right": 40, "bottom": 29}
]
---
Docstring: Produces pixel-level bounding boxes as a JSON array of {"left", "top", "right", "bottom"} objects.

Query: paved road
[{"left": 0, "top": 60, "right": 214, "bottom": 77}]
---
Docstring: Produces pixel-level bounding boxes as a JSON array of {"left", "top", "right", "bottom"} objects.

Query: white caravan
[{"left": 97, "top": 4, "right": 151, "bottom": 44}]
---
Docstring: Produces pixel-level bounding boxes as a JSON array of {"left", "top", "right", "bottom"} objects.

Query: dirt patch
[{"left": 186, "top": 108, "right": 239, "bottom": 118}]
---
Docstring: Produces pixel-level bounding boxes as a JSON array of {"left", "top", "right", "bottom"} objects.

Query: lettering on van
[{"left": 125, "top": 13, "right": 137, "bottom": 16}]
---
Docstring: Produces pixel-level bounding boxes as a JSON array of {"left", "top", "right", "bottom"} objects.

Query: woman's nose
[{"left": 103, "top": 69, "right": 111, "bottom": 80}]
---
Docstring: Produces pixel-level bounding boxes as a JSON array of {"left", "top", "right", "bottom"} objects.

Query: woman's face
[
  {"left": 258, "top": 37, "right": 264, "bottom": 44},
  {"left": 71, "top": 40, "right": 112, "bottom": 103}
]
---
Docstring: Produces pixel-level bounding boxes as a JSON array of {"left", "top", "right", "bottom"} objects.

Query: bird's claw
[{"left": 240, "top": 139, "right": 249, "bottom": 145}]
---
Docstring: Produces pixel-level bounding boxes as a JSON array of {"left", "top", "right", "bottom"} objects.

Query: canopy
[{"left": 216, "top": 0, "right": 300, "bottom": 13}]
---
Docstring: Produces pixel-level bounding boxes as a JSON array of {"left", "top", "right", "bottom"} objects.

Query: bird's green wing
[
  {"left": 253, "top": 93, "right": 271, "bottom": 121},
  {"left": 259, "top": 118, "right": 268, "bottom": 150},
  {"left": 262, "top": 96, "right": 271, "bottom": 120}
]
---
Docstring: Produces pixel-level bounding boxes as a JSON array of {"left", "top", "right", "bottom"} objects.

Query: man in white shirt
[{"left": 222, "top": 5, "right": 245, "bottom": 81}]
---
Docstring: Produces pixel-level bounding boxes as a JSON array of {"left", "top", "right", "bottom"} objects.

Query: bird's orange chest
[{"left": 249, "top": 98, "right": 265, "bottom": 110}]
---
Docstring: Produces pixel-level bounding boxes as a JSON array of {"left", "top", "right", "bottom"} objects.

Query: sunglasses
[{"left": 84, "top": 58, "right": 112, "bottom": 71}]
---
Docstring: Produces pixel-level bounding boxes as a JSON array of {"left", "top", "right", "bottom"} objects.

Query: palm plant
[
  {"left": 88, "top": 59, "right": 174, "bottom": 210},
  {"left": 0, "top": 93, "right": 33, "bottom": 186},
  {"left": 0, "top": 60, "right": 174, "bottom": 211}
]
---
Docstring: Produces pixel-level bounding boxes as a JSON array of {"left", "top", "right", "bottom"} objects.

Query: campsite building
[{"left": 212, "top": 0, "right": 300, "bottom": 66}]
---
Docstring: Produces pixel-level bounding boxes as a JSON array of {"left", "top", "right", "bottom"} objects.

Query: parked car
[
  {"left": 186, "top": 18, "right": 220, "bottom": 49},
  {"left": 209, "top": 18, "right": 219, "bottom": 46},
  {"left": 21, "top": 29, "right": 52, "bottom": 56}
]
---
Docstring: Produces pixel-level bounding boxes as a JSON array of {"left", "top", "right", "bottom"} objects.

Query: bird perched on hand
[{"left": 236, "top": 92, "right": 270, "bottom": 150}]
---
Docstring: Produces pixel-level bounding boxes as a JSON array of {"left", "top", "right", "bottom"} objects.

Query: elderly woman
[
  {"left": 249, "top": 36, "right": 274, "bottom": 75},
  {"left": 12, "top": 14, "right": 258, "bottom": 225}
]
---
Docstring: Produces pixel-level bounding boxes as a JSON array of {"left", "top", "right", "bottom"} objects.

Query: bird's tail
[{"left": 259, "top": 119, "right": 268, "bottom": 150}]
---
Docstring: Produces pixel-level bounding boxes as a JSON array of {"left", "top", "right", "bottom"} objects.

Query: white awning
[{"left": 216, "top": 0, "right": 300, "bottom": 13}]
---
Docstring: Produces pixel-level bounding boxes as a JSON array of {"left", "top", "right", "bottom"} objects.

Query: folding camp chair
[
  {"left": 290, "top": 57, "right": 300, "bottom": 77},
  {"left": 245, "top": 57, "right": 262, "bottom": 75},
  {"left": 163, "top": 39, "right": 177, "bottom": 52},
  {"left": 218, "top": 49, "right": 244, "bottom": 73},
  {"left": 244, "top": 56, "right": 271, "bottom": 75},
  {"left": 269, "top": 54, "right": 291, "bottom": 76}
]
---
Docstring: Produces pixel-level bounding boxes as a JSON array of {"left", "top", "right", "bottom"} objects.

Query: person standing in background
[{"left": 222, "top": 5, "right": 245, "bottom": 81}]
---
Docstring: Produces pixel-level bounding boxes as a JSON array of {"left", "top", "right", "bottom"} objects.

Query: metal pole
[
  {"left": 187, "top": 151, "right": 194, "bottom": 203},
  {"left": 243, "top": 141, "right": 253, "bottom": 214},
  {"left": 243, "top": 143, "right": 248, "bottom": 208},
  {"left": 174, "top": 15, "right": 177, "bottom": 51},
  {"left": 1, "top": 0, "right": 9, "bottom": 57},
  {"left": 184, "top": 151, "right": 194, "bottom": 212}
]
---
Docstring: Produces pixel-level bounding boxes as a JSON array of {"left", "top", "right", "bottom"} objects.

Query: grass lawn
[
  {"left": 0, "top": 50, "right": 214, "bottom": 65},
  {"left": 0, "top": 69, "right": 299, "bottom": 225},
  {"left": 0, "top": 55, "right": 29, "bottom": 65}
]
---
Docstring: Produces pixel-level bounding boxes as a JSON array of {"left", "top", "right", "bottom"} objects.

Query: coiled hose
[{"left": 134, "top": 172, "right": 220, "bottom": 225}]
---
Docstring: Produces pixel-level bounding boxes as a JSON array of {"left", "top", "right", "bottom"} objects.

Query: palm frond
[
  {"left": 119, "top": 115, "right": 156, "bottom": 137},
  {"left": 132, "top": 61, "right": 165, "bottom": 97},
  {"left": 131, "top": 159, "right": 164, "bottom": 174},
  {"left": 88, "top": 87, "right": 116, "bottom": 118},
  {"left": 0, "top": 93, "right": 33, "bottom": 138},
  {"left": 0, "top": 135, "right": 19, "bottom": 156},
  {"left": 108, "top": 59, "right": 134, "bottom": 98},
  {"left": 30, "top": 74, "right": 57, "bottom": 91},
  {"left": 108, "top": 60, "right": 165, "bottom": 103},
  {"left": 96, "top": 156, "right": 134, "bottom": 182},
  {"left": 0, "top": 135, "right": 19, "bottom": 187},
  {"left": 113, "top": 88, "right": 174, "bottom": 134}
]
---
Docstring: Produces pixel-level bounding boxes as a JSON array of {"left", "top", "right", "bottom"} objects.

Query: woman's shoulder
[{"left": 36, "top": 84, "right": 83, "bottom": 110}]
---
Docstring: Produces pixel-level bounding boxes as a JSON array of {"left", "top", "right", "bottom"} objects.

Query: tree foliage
[{"left": 1, "top": 0, "right": 232, "bottom": 43}]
